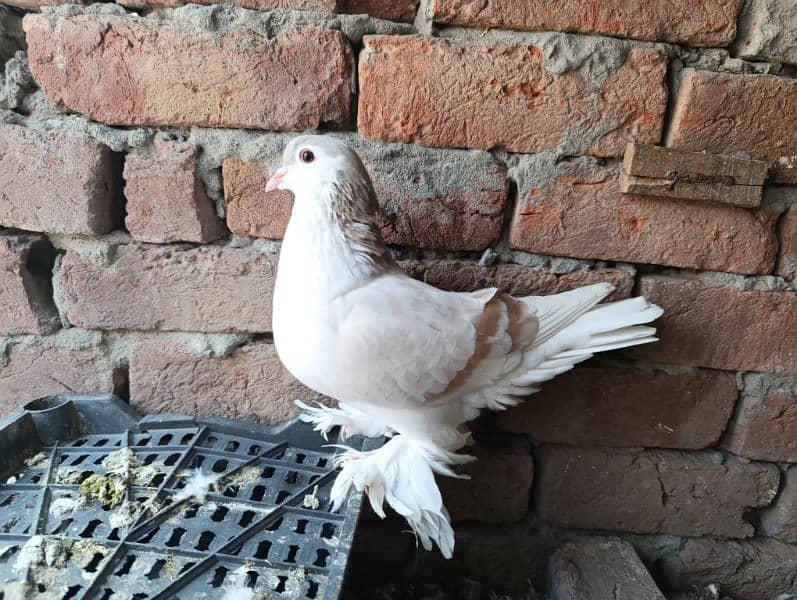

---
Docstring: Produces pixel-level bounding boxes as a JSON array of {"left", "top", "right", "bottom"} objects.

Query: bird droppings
[
  {"left": 230, "top": 465, "right": 265, "bottom": 486},
  {"left": 74, "top": 447, "right": 161, "bottom": 509},
  {"left": 6, "top": 535, "right": 111, "bottom": 597},
  {"left": 49, "top": 495, "right": 83, "bottom": 518},
  {"left": 302, "top": 485, "right": 321, "bottom": 510},
  {"left": 222, "top": 565, "right": 273, "bottom": 600},
  {"left": 163, "top": 553, "right": 180, "bottom": 578},
  {"left": 56, "top": 467, "right": 86, "bottom": 484},
  {"left": 108, "top": 500, "right": 142, "bottom": 530},
  {"left": 283, "top": 567, "right": 309, "bottom": 599},
  {"left": 24, "top": 451, "right": 48, "bottom": 468},
  {"left": 79, "top": 473, "right": 127, "bottom": 509}
]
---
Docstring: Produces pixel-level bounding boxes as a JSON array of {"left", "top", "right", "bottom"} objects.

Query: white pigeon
[{"left": 267, "top": 135, "right": 663, "bottom": 558}]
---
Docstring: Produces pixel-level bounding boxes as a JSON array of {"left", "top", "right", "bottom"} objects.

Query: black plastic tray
[{"left": 0, "top": 394, "right": 374, "bottom": 599}]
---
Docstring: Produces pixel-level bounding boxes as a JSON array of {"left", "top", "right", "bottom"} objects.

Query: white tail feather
[
  {"left": 329, "top": 435, "right": 467, "bottom": 558},
  {"left": 505, "top": 295, "right": 662, "bottom": 392}
]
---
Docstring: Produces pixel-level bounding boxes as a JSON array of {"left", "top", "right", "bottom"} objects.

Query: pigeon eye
[{"left": 299, "top": 149, "right": 315, "bottom": 163}]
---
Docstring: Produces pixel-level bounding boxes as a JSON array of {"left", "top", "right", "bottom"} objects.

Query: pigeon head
[
  {"left": 268, "top": 135, "right": 396, "bottom": 273},
  {"left": 266, "top": 135, "right": 368, "bottom": 197}
]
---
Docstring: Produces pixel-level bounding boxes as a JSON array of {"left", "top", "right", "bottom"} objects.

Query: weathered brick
[
  {"left": 509, "top": 157, "right": 777, "bottom": 275},
  {"left": 547, "top": 537, "right": 665, "bottom": 600},
  {"left": 130, "top": 340, "right": 325, "bottom": 425},
  {"left": 639, "top": 536, "right": 797, "bottom": 600},
  {"left": 498, "top": 364, "right": 737, "bottom": 450},
  {"left": 118, "top": 0, "right": 335, "bottom": 10},
  {"left": 401, "top": 260, "right": 634, "bottom": 301},
  {"left": 124, "top": 141, "right": 226, "bottom": 243},
  {"left": 433, "top": 0, "right": 744, "bottom": 46},
  {"left": 223, "top": 143, "right": 508, "bottom": 250},
  {"left": 0, "top": 235, "right": 60, "bottom": 335},
  {"left": 24, "top": 13, "right": 353, "bottom": 130},
  {"left": 722, "top": 375, "right": 797, "bottom": 462},
  {"left": 734, "top": 0, "right": 797, "bottom": 66},
  {"left": 0, "top": 330, "right": 124, "bottom": 413},
  {"left": 630, "top": 276, "right": 797, "bottom": 373},
  {"left": 761, "top": 466, "right": 797, "bottom": 544},
  {"left": 667, "top": 70, "right": 797, "bottom": 184},
  {"left": 114, "top": 0, "right": 417, "bottom": 21},
  {"left": 535, "top": 446, "right": 779, "bottom": 538},
  {"left": 439, "top": 439, "right": 533, "bottom": 524},
  {"left": 0, "top": 0, "right": 65, "bottom": 11},
  {"left": 370, "top": 144, "right": 507, "bottom": 250},
  {"left": 778, "top": 203, "right": 797, "bottom": 281},
  {"left": 0, "top": 124, "right": 119, "bottom": 235},
  {"left": 339, "top": 0, "right": 418, "bottom": 21},
  {"left": 223, "top": 157, "right": 294, "bottom": 240},
  {"left": 57, "top": 245, "right": 277, "bottom": 333},
  {"left": 358, "top": 35, "right": 667, "bottom": 157}
]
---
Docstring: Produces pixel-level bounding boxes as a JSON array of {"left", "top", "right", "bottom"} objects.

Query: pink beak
[{"left": 266, "top": 167, "right": 288, "bottom": 192}]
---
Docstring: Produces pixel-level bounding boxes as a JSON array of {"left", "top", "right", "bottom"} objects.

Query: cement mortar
[
  {"left": 734, "top": 0, "right": 797, "bottom": 66},
  {"left": 0, "top": 328, "right": 253, "bottom": 366},
  {"left": 40, "top": 2, "right": 414, "bottom": 43},
  {"left": 741, "top": 372, "right": 797, "bottom": 403},
  {"left": 0, "top": 51, "right": 34, "bottom": 111}
]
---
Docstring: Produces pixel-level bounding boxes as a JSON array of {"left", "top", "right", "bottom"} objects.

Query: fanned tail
[
  {"left": 329, "top": 435, "right": 470, "bottom": 558},
  {"left": 508, "top": 290, "right": 663, "bottom": 390}
]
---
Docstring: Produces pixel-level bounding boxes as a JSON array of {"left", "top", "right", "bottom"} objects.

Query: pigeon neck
[{"left": 282, "top": 182, "right": 397, "bottom": 295}]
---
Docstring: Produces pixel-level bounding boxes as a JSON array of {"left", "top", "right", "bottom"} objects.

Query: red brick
[
  {"left": 548, "top": 537, "right": 665, "bottom": 600},
  {"left": 124, "top": 141, "right": 226, "bottom": 243},
  {"left": 358, "top": 35, "right": 667, "bottom": 157},
  {"left": 1, "top": 0, "right": 65, "bottom": 9},
  {"left": 401, "top": 260, "right": 634, "bottom": 301},
  {"left": 130, "top": 340, "right": 325, "bottom": 425},
  {"left": 434, "top": 0, "right": 743, "bottom": 45},
  {"left": 0, "top": 331, "right": 124, "bottom": 414},
  {"left": 761, "top": 466, "right": 797, "bottom": 544},
  {"left": 497, "top": 364, "right": 737, "bottom": 450},
  {"left": 778, "top": 204, "right": 797, "bottom": 281},
  {"left": 0, "top": 124, "right": 119, "bottom": 235},
  {"left": 631, "top": 276, "right": 797, "bottom": 373},
  {"left": 509, "top": 159, "right": 777, "bottom": 275},
  {"left": 118, "top": 0, "right": 335, "bottom": 10},
  {"left": 57, "top": 245, "right": 277, "bottom": 333},
  {"left": 222, "top": 157, "right": 293, "bottom": 240},
  {"left": 644, "top": 537, "right": 797, "bottom": 600},
  {"left": 667, "top": 70, "right": 797, "bottom": 184},
  {"left": 24, "top": 14, "right": 353, "bottom": 130},
  {"left": 0, "top": 235, "right": 59, "bottom": 335},
  {"left": 372, "top": 149, "right": 507, "bottom": 251},
  {"left": 722, "top": 378, "right": 797, "bottom": 462},
  {"left": 536, "top": 446, "right": 779, "bottom": 538},
  {"left": 439, "top": 440, "right": 533, "bottom": 524},
  {"left": 114, "top": 0, "right": 417, "bottom": 20},
  {"left": 339, "top": 0, "right": 418, "bottom": 21},
  {"left": 224, "top": 147, "right": 508, "bottom": 250}
]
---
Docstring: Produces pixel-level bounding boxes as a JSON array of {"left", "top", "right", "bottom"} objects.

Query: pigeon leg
[
  {"left": 329, "top": 434, "right": 467, "bottom": 558},
  {"left": 294, "top": 400, "right": 394, "bottom": 440}
]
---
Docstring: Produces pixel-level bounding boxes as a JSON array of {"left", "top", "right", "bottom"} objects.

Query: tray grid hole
[{"left": 209, "top": 565, "right": 229, "bottom": 588}]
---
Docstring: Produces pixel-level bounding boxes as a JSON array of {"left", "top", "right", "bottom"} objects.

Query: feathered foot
[
  {"left": 294, "top": 400, "right": 394, "bottom": 441},
  {"left": 329, "top": 435, "right": 473, "bottom": 558}
]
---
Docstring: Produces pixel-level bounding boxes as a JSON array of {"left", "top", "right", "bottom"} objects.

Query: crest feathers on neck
[{"left": 329, "top": 169, "right": 397, "bottom": 275}]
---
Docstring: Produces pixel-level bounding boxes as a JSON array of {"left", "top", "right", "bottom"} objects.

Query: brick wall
[{"left": 0, "top": 0, "right": 795, "bottom": 597}]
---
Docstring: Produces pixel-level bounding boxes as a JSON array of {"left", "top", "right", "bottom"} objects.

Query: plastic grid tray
[{"left": 0, "top": 395, "right": 373, "bottom": 600}]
